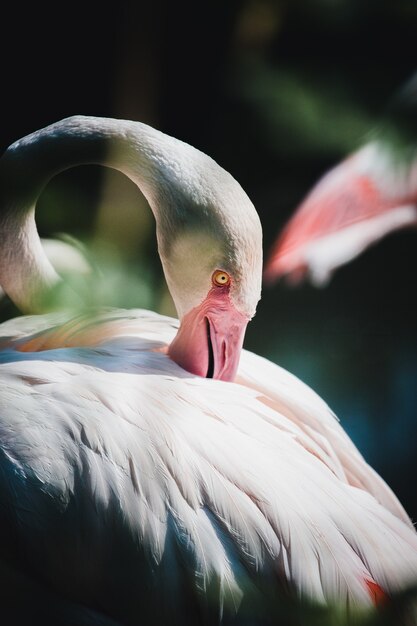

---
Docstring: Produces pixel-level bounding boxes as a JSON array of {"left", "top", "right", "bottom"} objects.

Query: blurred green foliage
[{"left": 234, "top": 61, "right": 372, "bottom": 156}]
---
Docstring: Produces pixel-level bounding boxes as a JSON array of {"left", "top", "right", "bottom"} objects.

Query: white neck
[{"left": 0, "top": 116, "right": 194, "bottom": 312}]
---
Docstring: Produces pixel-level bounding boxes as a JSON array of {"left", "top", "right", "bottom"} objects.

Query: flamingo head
[
  {"left": 154, "top": 158, "right": 263, "bottom": 382},
  {"left": 168, "top": 262, "right": 254, "bottom": 382}
]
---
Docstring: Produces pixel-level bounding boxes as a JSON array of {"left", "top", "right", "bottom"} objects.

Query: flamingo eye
[{"left": 212, "top": 270, "right": 231, "bottom": 287}]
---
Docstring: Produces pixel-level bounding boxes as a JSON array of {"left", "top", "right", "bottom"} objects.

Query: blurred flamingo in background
[
  {"left": 1, "top": 117, "right": 417, "bottom": 625},
  {"left": 265, "top": 74, "right": 417, "bottom": 286}
]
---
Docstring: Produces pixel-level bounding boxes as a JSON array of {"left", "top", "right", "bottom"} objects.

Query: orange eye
[{"left": 212, "top": 270, "right": 231, "bottom": 287}]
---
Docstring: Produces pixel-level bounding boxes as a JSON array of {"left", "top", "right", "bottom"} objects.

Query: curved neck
[{"left": 0, "top": 116, "right": 180, "bottom": 312}]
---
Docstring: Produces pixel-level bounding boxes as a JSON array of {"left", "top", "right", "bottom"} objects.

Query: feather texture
[{"left": 1, "top": 310, "right": 417, "bottom": 624}]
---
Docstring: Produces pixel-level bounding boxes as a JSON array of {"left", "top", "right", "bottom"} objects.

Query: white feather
[{"left": 1, "top": 310, "right": 417, "bottom": 623}]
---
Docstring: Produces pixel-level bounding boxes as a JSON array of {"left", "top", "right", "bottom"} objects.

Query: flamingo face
[
  {"left": 159, "top": 217, "right": 262, "bottom": 382},
  {"left": 169, "top": 279, "right": 249, "bottom": 381}
]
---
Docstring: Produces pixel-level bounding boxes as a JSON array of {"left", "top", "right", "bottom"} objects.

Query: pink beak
[{"left": 169, "top": 287, "right": 249, "bottom": 382}]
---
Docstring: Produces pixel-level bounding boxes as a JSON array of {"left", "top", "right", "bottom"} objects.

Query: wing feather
[{"left": 1, "top": 311, "right": 417, "bottom": 622}]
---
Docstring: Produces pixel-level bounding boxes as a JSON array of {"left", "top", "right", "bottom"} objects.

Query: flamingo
[
  {"left": 264, "top": 76, "right": 417, "bottom": 285},
  {"left": 1, "top": 116, "right": 417, "bottom": 625}
]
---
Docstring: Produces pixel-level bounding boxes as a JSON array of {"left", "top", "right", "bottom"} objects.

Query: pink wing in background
[{"left": 264, "top": 142, "right": 417, "bottom": 286}]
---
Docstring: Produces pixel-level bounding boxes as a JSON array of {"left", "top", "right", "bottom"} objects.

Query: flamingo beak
[{"left": 169, "top": 288, "right": 249, "bottom": 382}]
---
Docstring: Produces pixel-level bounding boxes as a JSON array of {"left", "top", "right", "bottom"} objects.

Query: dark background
[{"left": 1, "top": 0, "right": 417, "bottom": 522}]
